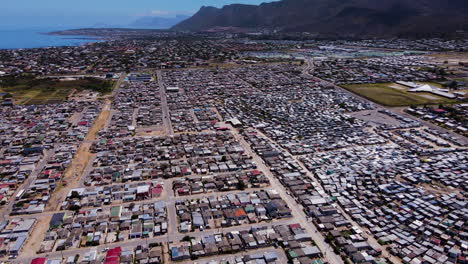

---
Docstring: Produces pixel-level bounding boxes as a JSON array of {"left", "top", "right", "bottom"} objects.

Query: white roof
[
  {"left": 408, "top": 84, "right": 433, "bottom": 92},
  {"left": 408, "top": 84, "right": 456, "bottom": 99},
  {"left": 137, "top": 185, "right": 150, "bottom": 194}
]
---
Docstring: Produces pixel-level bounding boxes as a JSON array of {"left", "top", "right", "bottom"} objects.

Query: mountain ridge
[{"left": 172, "top": 0, "right": 468, "bottom": 38}]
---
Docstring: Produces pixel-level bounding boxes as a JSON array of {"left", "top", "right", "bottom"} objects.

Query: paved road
[
  {"left": 156, "top": 70, "right": 174, "bottom": 135},
  {"left": 254, "top": 128, "right": 401, "bottom": 263},
  {"left": 231, "top": 127, "right": 344, "bottom": 264}
]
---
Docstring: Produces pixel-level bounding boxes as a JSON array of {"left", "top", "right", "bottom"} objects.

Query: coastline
[{"left": 0, "top": 29, "right": 104, "bottom": 50}]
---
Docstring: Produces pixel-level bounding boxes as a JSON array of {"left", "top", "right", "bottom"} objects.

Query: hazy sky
[{"left": 0, "top": 0, "right": 271, "bottom": 29}]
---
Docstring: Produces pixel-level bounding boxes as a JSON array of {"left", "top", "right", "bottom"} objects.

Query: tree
[
  {"left": 182, "top": 235, "right": 194, "bottom": 242},
  {"left": 70, "top": 191, "right": 81, "bottom": 199},
  {"left": 69, "top": 204, "right": 81, "bottom": 212},
  {"left": 448, "top": 81, "right": 458, "bottom": 89},
  {"left": 237, "top": 181, "right": 246, "bottom": 190}
]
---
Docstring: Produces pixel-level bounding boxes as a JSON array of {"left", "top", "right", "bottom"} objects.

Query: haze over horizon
[{"left": 0, "top": 0, "right": 273, "bottom": 29}]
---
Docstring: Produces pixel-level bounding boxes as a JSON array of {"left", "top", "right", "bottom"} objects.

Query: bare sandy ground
[
  {"left": 46, "top": 100, "right": 110, "bottom": 211},
  {"left": 20, "top": 215, "right": 52, "bottom": 257}
]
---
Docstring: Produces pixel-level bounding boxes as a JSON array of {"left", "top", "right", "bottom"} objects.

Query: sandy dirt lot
[
  {"left": 46, "top": 100, "right": 110, "bottom": 211},
  {"left": 20, "top": 215, "right": 52, "bottom": 257},
  {"left": 85, "top": 100, "right": 111, "bottom": 141},
  {"left": 136, "top": 130, "right": 165, "bottom": 137},
  {"left": 46, "top": 143, "right": 94, "bottom": 211}
]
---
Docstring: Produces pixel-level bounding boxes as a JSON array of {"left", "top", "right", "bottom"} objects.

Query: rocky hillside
[{"left": 172, "top": 0, "right": 468, "bottom": 38}]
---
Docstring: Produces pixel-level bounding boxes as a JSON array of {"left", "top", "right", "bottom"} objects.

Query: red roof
[
  {"left": 31, "top": 258, "right": 47, "bottom": 264},
  {"left": 289, "top": 223, "right": 302, "bottom": 229},
  {"left": 49, "top": 172, "right": 62, "bottom": 179},
  {"left": 234, "top": 208, "right": 247, "bottom": 217},
  {"left": 151, "top": 187, "right": 163, "bottom": 196},
  {"left": 106, "top": 247, "right": 121, "bottom": 258},
  {"left": 251, "top": 170, "right": 261, "bottom": 176}
]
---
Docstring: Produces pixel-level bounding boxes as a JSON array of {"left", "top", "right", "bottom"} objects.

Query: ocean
[{"left": 0, "top": 28, "right": 100, "bottom": 50}]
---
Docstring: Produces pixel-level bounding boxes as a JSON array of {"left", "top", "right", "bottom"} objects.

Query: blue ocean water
[{"left": 0, "top": 28, "right": 100, "bottom": 50}]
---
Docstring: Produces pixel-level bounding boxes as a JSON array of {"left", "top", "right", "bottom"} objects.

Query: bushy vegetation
[{"left": 0, "top": 75, "right": 114, "bottom": 104}]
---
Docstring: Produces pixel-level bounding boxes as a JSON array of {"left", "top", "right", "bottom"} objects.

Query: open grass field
[
  {"left": 341, "top": 83, "right": 459, "bottom": 107},
  {"left": 0, "top": 76, "right": 114, "bottom": 104}
]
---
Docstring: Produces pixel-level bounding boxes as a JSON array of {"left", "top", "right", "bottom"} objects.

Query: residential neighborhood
[{"left": 0, "top": 33, "right": 466, "bottom": 264}]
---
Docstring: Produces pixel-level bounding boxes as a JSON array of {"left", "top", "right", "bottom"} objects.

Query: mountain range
[{"left": 172, "top": 0, "right": 468, "bottom": 38}]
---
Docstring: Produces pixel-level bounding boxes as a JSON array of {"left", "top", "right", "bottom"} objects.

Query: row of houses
[
  {"left": 176, "top": 190, "right": 292, "bottom": 232},
  {"left": 38, "top": 202, "right": 167, "bottom": 253},
  {"left": 62, "top": 181, "right": 163, "bottom": 210},
  {"left": 170, "top": 223, "right": 324, "bottom": 264},
  {"left": 32, "top": 244, "right": 163, "bottom": 264},
  {"left": 86, "top": 132, "right": 255, "bottom": 186},
  {"left": 172, "top": 170, "right": 269, "bottom": 196},
  {"left": 0, "top": 218, "right": 36, "bottom": 258}
]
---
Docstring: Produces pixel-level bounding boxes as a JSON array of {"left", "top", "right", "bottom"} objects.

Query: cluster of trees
[
  {"left": 0, "top": 75, "right": 34, "bottom": 87},
  {"left": 81, "top": 77, "right": 114, "bottom": 94}
]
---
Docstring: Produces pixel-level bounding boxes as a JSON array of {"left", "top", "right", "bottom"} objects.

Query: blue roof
[{"left": 171, "top": 247, "right": 179, "bottom": 257}]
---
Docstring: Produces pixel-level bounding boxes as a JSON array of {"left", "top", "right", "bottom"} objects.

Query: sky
[{"left": 0, "top": 0, "right": 272, "bottom": 29}]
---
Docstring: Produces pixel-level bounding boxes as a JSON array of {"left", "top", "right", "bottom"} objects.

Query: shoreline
[{"left": 0, "top": 28, "right": 108, "bottom": 50}]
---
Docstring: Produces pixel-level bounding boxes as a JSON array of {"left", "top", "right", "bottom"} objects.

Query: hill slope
[{"left": 172, "top": 0, "right": 468, "bottom": 37}]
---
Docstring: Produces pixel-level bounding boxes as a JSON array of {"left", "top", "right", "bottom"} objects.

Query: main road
[
  {"left": 156, "top": 70, "right": 174, "bottom": 135},
  {"left": 253, "top": 128, "right": 402, "bottom": 264},
  {"left": 230, "top": 127, "right": 344, "bottom": 264}
]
